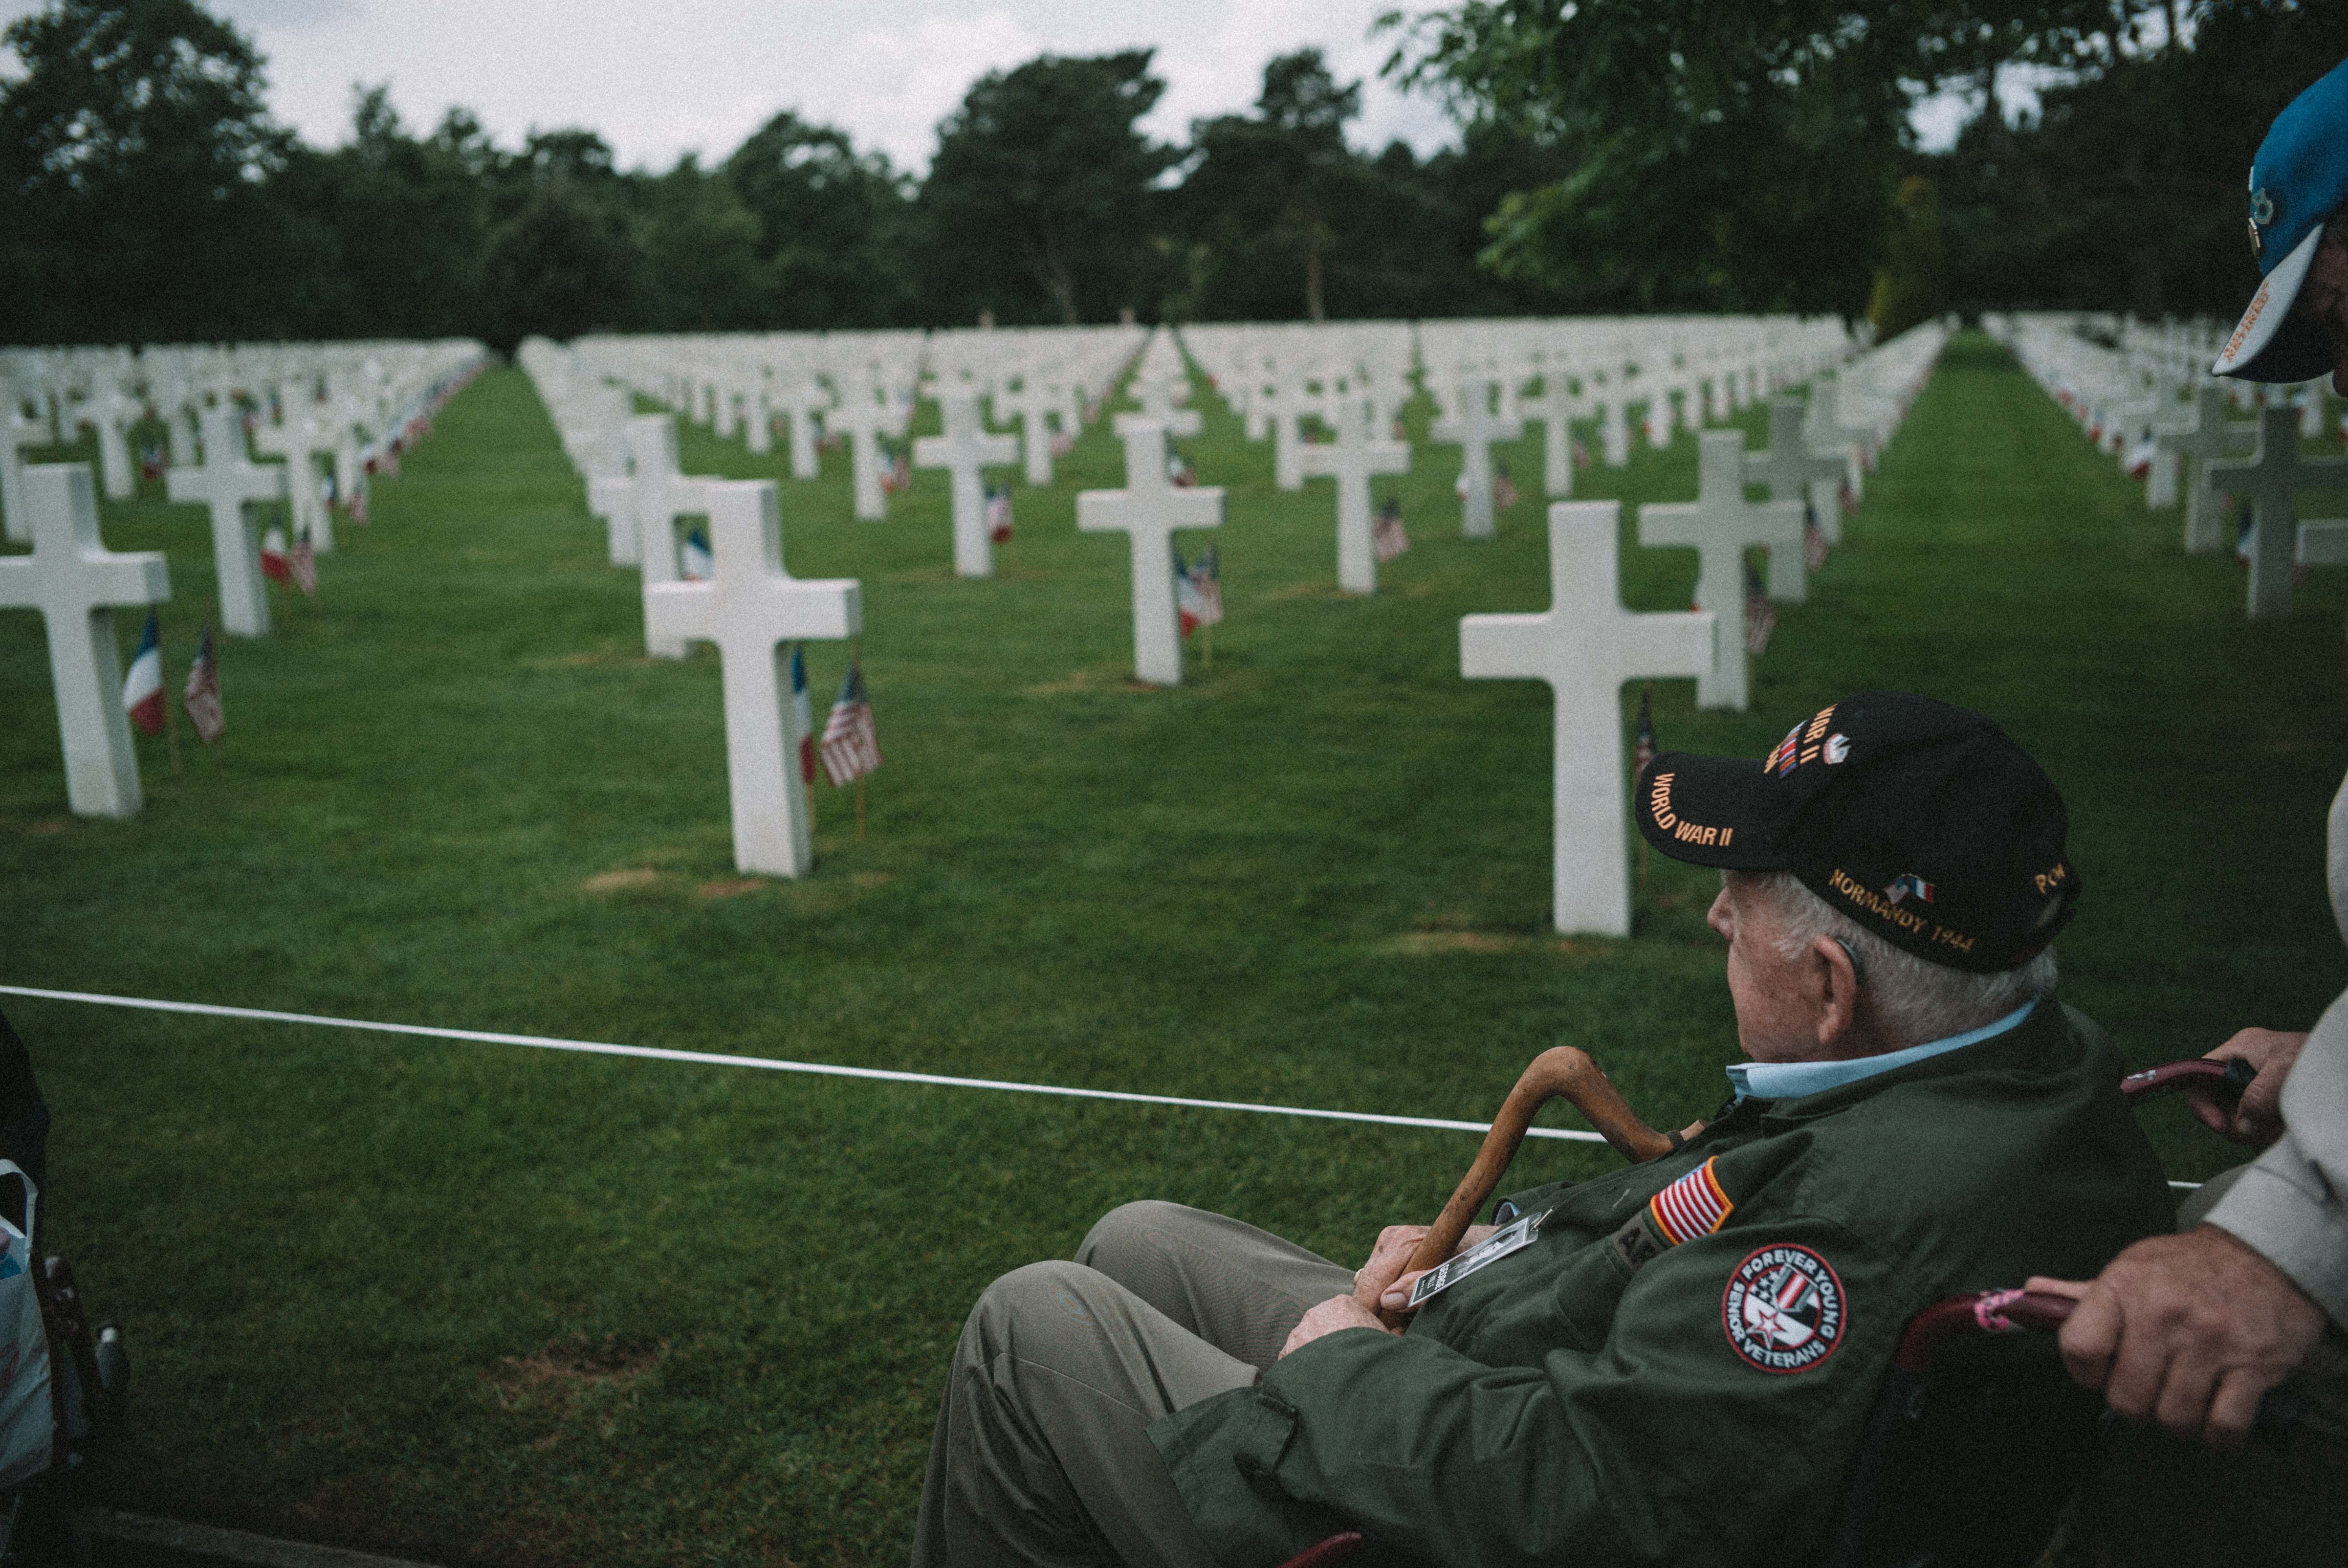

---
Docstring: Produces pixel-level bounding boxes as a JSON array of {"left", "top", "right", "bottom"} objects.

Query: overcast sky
[
  {"left": 0, "top": 0, "right": 1467, "bottom": 172},
  {"left": 0, "top": 0, "right": 2036, "bottom": 172}
]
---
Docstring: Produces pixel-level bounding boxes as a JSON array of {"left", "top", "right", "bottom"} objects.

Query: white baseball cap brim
[{"left": 2214, "top": 225, "right": 2332, "bottom": 381}]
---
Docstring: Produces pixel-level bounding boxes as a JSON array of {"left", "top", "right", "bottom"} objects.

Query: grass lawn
[{"left": 2, "top": 332, "right": 2344, "bottom": 1565}]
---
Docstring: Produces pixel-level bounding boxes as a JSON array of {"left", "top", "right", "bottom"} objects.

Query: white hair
[{"left": 1746, "top": 870, "right": 2058, "bottom": 1048}]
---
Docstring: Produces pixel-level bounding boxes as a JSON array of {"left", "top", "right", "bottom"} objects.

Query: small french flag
[
  {"left": 790, "top": 645, "right": 815, "bottom": 784},
  {"left": 122, "top": 610, "right": 166, "bottom": 735},
  {"left": 260, "top": 526, "right": 290, "bottom": 585},
  {"left": 1887, "top": 874, "right": 1936, "bottom": 905}
]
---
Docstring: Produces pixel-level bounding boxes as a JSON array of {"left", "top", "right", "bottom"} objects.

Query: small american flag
[
  {"left": 183, "top": 624, "right": 224, "bottom": 744},
  {"left": 986, "top": 484, "right": 1014, "bottom": 544},
  {"left": 289, "top": 529, "right": 318, "bottom": 599},
  {"left": 1188, "top": 544, "right": 1224, "bottom": 627},
  {"left": 820, "top": 661, "right": 883, "bottom": 787},
  {"left": 1175, "top": 547, "right": 1204, "bottom": 637},
  {"left": 1744, "top": 557, "right": 1776, "bottom": 657},
  {"left": 1633, "top": 683, "right": 1656, "bottom": 778},
  {"left": 1374, "top": 496, "right": 1410, "bottom": 562},
  {"left": 1803, "top": 502, "right": 1827, "bottom": 573},
  {"left": 1493, "top": 464, "right": 1518, "bottom": 511},
  {"left": 260, "top": 526, "right": 290, "bottom": 586}
]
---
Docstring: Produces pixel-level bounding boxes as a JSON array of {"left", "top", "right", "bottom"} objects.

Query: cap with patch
[
  {"left": 1634, "top": 692, "right": 2078, "bottom": 973},
  {"left": 2215, "top": 55, "right": 2348, "bottom": 382}
]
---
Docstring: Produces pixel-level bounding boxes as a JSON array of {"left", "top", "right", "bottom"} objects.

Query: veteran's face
[
  {"left": 1708, "top": 871, "right": 1825, "bottom": 1065},
  {"left": 2291, "top": 222, "right": 2348, "bottom": 397}
]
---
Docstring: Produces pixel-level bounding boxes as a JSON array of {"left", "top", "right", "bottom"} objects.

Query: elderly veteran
[{"left": 912, "top": 693, "right": 2171, "bottom": 1568}]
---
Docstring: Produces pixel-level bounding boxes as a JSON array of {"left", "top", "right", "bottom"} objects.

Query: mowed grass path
[{"left": 1, "top": 334, "right": 2342, "bottom": 1564}]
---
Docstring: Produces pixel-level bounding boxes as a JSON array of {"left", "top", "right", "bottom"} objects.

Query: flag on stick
[
  {"left": 260, "top": 526, "right": 290, "bottom": 586},
  {"left": 986, "top": 483, "right": 1014, "bottom": 544},
  {"left": 1803, "top": 501, "right": 1828, "bottom": 573},
  {"left": 1373, "top": 496, "right": 1410, "bottom": 562},
  {"left": 183, "top": 625, "right": 225, "bottom": 744},
  {"left": 1493, "top": 463, "right": 1519, "bottom": 511},
  {"left": 682, "top": 526, "right": 714, "bottom": 581},
  {"left": 289, "top": 529, "right": 318, "bottom": 599},
  {"left": 123, "top": 611, "right": 167, "bottom": 735},
  {"left": 1187, "top": 544, "right": 1224, "bottom": 628},
  {"left": 1175, "top": 547, "right": 1204, "bottom": 637},
  {"left": 1744, "top": 557, "right": 1776, "bottom": 657},
  {"left": 1633, "top": 683, "right": 1656, "bottom": 779},
  {"left": 820, "top": 660, "right": 883, "bottom": 788},
  {"left": 790, "top": 645, "right": 816, "bottom": 784}
]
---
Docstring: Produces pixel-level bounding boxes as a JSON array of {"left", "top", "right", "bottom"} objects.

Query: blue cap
[{"left": 2214, "top": 57, "right": 2348, "bottom": 381}]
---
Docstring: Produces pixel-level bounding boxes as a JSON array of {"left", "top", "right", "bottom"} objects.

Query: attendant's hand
[
  {"left": 2186, "top": 1029, "right": 2306, "bottom": 1149},
  {"left": 2027, "top": 1225, "right": 2325, "bottom": 1445},
  {"left": 1279, "top": 1294, "right": 1387, "bottom": 1358}
]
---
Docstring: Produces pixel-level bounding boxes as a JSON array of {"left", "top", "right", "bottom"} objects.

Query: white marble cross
[
  {"left": 1746, "top": 397, "right": 1848, "bottom": 546},
  {"left": 1516, "top": 376, "right": 1583, "bottom": 498},
  {"left": 251, "top": 410, "right": 336, "bottom": 551},
  {"left": 996, "top": 379, "right": 1062, "bottom": 485},
  {"left": 94, "top": 390, "right": 142, "bottom": 500},
  {"left": 2298, "top": 518, "right": 2348, "bottom": 567},
  {"left": 0, "top": 464, "right": 171, "bottom": 818},
  {"left": 1077, "top": 418, "right": 1225, "bottom": 686},
  {"left": 1295, "top": 398, "right": 1410, "bottom": 593},
  {"left": 2157, "top": 388, "right": 2260, "bottom": 555},
  {"left": 1462, "top": 500, "right": 1713, "bottom": 936},
  {"left": 165, "top": 407, "right": 286, "bottom": 637},
  {"left": 915, "top": 389, "right": 1021, "bottom": 579},
  {"left": 2207, "top": 407, "right": 2348, "bottom": 619},
  {"left": 1, "top": 411, "right": 46, "bottom": 544},
  {"left": 832, "top": 387, "right": 910, "bottom": 521},
  {"left": 642, "top": 479, "right": 860, "bottom": 877},
  {"left": 1431, "top": 379, "right": 1525, "bottom": 538},
  {"left": 1638, "top": 429, "right": 1805, "bottom": 711}
]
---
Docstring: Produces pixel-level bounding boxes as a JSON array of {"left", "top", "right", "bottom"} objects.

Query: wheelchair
[{"left": 1279, "top": 1057, "right": 2309, "bottom": 1568}]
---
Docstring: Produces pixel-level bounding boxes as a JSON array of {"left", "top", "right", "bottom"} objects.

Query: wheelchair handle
[
  {"left": 1896, "top": 1288, "right": 2302, "bottom": 1436},
  {"left": 2119, "top": 1056, "right": 2255, "bottom": 1103}
]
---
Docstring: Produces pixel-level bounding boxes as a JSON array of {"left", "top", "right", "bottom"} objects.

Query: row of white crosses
[
  {"left": 518, "top": 326, "right": 1140, "bottom": 877},
  {"left": 1454, "top": 325, "right": 1953, "bottom": 938},
  {"left": 1994, "top": 313, "right": 2348, "bottom": 619},
  {"left": 3, "top": 342, "right": 486, "bottom": 646}
]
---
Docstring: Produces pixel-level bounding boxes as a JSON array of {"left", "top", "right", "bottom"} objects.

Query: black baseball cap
[{"left": 1633, "top": 693, "right": 2079, "bottom": 973}]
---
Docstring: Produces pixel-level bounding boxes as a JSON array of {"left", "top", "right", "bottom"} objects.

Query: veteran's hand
[
  {"left": 2027, "top": 1225, "right": 2325, "bottom": 1446},
  {"left": 1280, "top": 1294, "right": 1389, "bottom": 1358},
  {"left": 1350, "top": 1223, "right": 1497, "bottom": 1313},
  {"left": 2187, "top": 1029, "right": 2306, "bottom": 1149}
]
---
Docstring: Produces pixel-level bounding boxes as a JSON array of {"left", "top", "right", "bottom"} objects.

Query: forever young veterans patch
[{"left": 1723, "top": 1244, "right": 1846, "bottom": 1373}]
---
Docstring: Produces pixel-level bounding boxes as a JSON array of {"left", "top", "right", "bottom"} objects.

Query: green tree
[
  {"left": 479, "top": 179, "right": 641, "bottom": 349},
  {"left": 1385, "top": 0, "right": 2139, "bottom": 315},
  {"left": 1180, "top": 50, "right": 1368, "bottom": 321},
  {"left": 0, "top": 0, "right": 293, "bottom": 342},
  {"left": 917, "top": 51, "right": 1178, "bottom": 325},
  {"left": 725, "top": 111, "right": 917, "bottom": 328},
  {"left": 265, "top": 88, "right": 494, "bottom": 341},
  {"left": 634, "top": 155, "right": 769, "bottom": 331},
  {"left": 1930, "top": 0, "right": 2348, "bottom": 319}
]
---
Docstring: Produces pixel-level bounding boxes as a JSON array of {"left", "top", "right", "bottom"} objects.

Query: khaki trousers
[{"left": 911, "top": 1202, "right": 1354, "bottom": 1568}]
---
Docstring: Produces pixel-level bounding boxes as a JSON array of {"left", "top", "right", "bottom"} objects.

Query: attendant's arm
[{"left": 2033, "top": 1006, "right": 2346, "bottom": 1444}]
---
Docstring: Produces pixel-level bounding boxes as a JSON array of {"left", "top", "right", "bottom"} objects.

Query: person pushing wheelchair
[{"left": 912, "top": 693, "right": 2174, "bottom": 1567}]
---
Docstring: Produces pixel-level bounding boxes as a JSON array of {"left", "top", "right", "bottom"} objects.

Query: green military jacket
[{"left": 1150, "top": 1002, "right": 2174, "bottom": 1567}]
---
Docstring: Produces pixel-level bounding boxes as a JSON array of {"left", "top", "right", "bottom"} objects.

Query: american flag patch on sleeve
[{"left": 1649, "top": 1158, "right": 1734, "bottom": 1246}]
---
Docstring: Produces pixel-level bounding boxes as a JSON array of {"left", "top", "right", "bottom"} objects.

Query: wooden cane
[{"left": 1376, "top": 1047, "right": 1702, "bottom": 1329}]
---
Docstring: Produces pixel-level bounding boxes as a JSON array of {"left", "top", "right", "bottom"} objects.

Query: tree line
[{"left": 2, "top": 0, "right": 2342, "bottom": 352}]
